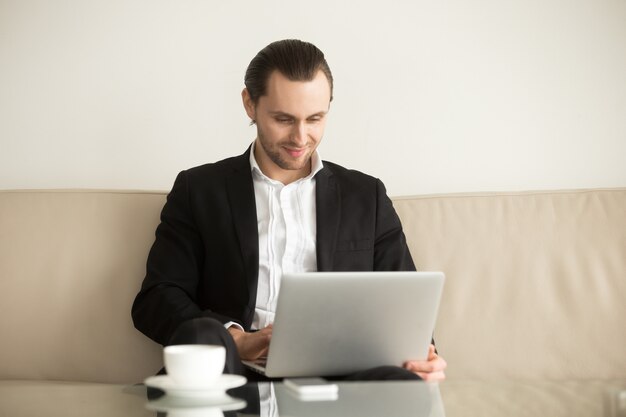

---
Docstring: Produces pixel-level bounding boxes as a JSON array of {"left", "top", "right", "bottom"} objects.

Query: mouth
[{"left": 283, "top": 147, "right": 307, "bottom": 158}]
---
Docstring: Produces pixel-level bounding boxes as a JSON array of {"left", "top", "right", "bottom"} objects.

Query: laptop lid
[{"left": 253, "top": 271, "right": 444, "bottom": 378}]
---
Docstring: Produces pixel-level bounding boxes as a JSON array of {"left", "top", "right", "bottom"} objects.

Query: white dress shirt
[
  {"left": 250, "top": 142, "right": 323, "bottom": 330},
  {"left": 226, "top": 142, "right": 323, "bottom": 331}
]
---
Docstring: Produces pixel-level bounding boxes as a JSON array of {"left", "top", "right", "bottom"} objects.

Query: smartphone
[{"left": 284, "top": 378, "right": 339, "bottom": 398}]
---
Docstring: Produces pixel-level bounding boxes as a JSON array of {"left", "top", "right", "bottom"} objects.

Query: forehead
[{"left": 258, "top": 70, "right": 331, "bottom": 115}]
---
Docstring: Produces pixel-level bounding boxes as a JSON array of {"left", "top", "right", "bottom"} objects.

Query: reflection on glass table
[
  {"left": 0, "top": 378, "right": 624, "bottom": 417},
  {"left": 146, "top": 379, "right": 626, "bottom": 417},
  {"left": 147, "top": 380, "right": 443, "bottom": 417}
]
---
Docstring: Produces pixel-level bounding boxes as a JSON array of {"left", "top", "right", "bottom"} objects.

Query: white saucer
[
  {"left": 146, "top": 394, "right": 246, "bottom": 413},
  {"left": 144, "top": 374, "right": 247, "bottom": 398}
]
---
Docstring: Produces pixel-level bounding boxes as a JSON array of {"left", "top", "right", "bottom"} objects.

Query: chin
[
  {"left": 280, "top": 163, "right": 308, "bottom": 172},
  {"left": 277, "top": 156, "right": 311, "bottom": 171}
]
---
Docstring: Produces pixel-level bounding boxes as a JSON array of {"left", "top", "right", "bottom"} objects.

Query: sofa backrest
[
  {"left": 0, "top": 189, "right": 624, "bottom": 383},
  {"left": 393, "top": 189, "right": 626, "bottom": 380},
  {"left": 0, "top": 191, "right": 164, "bottom": 383}
]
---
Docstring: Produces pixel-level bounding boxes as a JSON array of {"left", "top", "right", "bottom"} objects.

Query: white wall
[{"left": 1, "top": 0, "right": 625, "bottom": 196}]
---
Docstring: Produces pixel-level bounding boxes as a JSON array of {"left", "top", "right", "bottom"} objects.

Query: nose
[{"left": 291, "top": 122, "right": 307, "bottom": 145}]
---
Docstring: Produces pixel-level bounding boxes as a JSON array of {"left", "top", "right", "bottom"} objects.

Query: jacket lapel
[
  {"left": 315, "top": 166, "right": 340, "bottom": 271},
  {"left": 226, "top": 149, "right": 259, "bottom": 324}
]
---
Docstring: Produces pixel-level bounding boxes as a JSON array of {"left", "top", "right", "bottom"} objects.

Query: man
[{"left": 132, "top": 39, "right": 446, "bottom": 381}]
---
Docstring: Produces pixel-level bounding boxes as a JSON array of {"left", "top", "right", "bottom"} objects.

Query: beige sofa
[{"left": 1, "top": 188, "right": 624, "bottom": 384}]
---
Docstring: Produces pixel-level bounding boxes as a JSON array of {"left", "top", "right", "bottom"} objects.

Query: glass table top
[{"left": 0, "top": 378, "right": 624, "bottom": 417}]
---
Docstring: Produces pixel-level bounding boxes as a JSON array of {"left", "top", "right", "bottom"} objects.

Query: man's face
[{"left": 243, "top": 70, "right": 332, "bottom": 184}]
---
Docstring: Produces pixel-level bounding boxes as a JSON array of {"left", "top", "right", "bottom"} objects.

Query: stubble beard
[{"left": 257, "top": 132, "right": 313, "bottom": 172}]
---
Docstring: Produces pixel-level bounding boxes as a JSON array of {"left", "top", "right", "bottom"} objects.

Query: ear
[{"left": 241, "top": 88, "right": 256, "bottom": 121}]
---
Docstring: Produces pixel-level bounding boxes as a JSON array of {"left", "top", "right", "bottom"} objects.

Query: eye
[{"left": 275, "top": 117, "right": 293, "bottom": 124}]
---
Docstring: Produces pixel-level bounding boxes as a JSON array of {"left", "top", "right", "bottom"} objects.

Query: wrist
[{"left": 228, "top": 326, "right": 244, "bottom": 340}]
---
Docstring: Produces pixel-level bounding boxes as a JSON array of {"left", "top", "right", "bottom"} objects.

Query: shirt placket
[{"left": 266, "top": 182, "right": 284, "bottom": 327}]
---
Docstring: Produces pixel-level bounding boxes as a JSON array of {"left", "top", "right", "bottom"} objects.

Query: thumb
[{"left": 428, "top": 344, "right": 437, "bottom": 360}]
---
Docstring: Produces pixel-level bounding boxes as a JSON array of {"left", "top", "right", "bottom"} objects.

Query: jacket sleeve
[
  {"left": 131, "top": 171, "right": 239, "bottom": 346},
  {"left": 373, "top": 178, "right": 417, "bottom": 272},
  {"left": 374, "top": 179, "right": 438, "bottom": 348}
]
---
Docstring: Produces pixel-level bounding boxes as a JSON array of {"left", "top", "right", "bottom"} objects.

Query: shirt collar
[{"left": 249, "top": 141, "right": 324, "bottom": 184}]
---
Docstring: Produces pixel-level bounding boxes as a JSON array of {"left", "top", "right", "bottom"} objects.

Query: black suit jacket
[{"left": 132, "top": 148, "right": 416, "bottom": 345}]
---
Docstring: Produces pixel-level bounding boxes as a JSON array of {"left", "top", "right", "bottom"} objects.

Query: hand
[
  {"left": 228, "top": 324, "right": 272, "bottom": 361},
  {"left": 403, "top": 344, "right": 447, "bottom": 381}
]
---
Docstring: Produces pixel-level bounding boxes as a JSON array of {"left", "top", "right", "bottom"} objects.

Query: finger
[
  {"left": 240, "top": 333, "right": 271, "bottom": 360},
  {"left": 254, "top": 336, "right": 271, "bottom": 358},
  {"left": 258, "top": 345, "right": 270, "bottom": 358},
  {"left": 415, "top": 370, "right": 446, "bottom": 382},
  {"left": 404, "top": 356, "right": 447, "bottom": 373},
  {"left": 246, "top": 343, "right": 269, "bottom": 360},
  {"left": 404, "top": 361, "right": 435, "bottom": 373}
]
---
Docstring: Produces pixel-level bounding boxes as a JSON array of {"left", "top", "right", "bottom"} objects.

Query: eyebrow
[{"left": 269, "top": 111, "right": 328, "bottom": 119}]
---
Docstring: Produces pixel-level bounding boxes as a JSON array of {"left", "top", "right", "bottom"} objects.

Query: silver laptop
[{"left": 242, "top": 271, "right": 445, "bottom": 378}]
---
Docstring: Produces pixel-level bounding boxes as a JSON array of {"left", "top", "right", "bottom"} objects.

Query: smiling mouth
[{"left": 284, "top": 147, "right": 306, "bottom": 158}]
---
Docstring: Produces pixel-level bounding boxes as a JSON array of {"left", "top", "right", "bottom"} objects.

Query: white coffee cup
[{"left": 164, "top": 344, "right": 226, "bottom": 386}]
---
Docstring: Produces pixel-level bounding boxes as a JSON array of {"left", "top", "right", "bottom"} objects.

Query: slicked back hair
[{"left": 244, "top": 39, "right": 334, "bottom": 105}]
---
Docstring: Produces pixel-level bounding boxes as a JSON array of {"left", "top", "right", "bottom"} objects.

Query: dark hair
[{"left": 244, "top": 39, "right": 334, "bottom": 104}]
